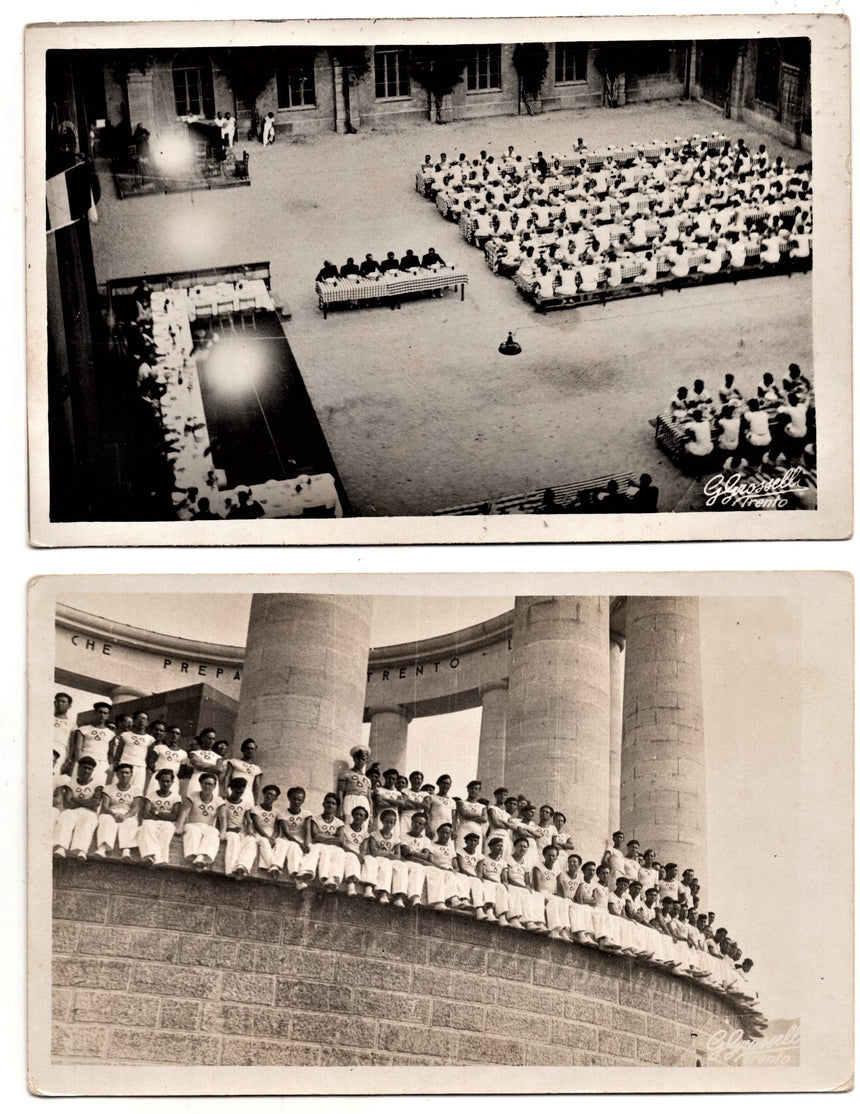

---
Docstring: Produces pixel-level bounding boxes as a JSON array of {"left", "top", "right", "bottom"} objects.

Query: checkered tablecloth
[
  {"left": 316, "top": 269, "right": 468, "bottom": 305},
  {"left": 485, "top": 241, "right": 508, "bottom": 270},
  {"left": 461, "top": 216, "right": 478, "bottom": 242}
]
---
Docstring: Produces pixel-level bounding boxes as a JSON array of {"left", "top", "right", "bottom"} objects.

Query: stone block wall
[{"left": 52, "top": 860, "right": 747, "bottom": 1068}]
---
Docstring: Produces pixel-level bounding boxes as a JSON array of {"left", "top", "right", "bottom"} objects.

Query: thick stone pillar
[
  {"left": 125, "top": 71, "right": 157, "bottom": 135},
  {"left": 608, "top": 635, "right": 624, "bottom": 835},
  {"left": 621, "top": 597, "right": 707, "bottom": 893},
  {"left": 367, "top": 705, "right": 412, "bottom": 771},
  {"left": 235, "top": 595, "right": 373, "bottom": 809},
  {"left": 476, "top": 681, "right": 508, "bottom": 789},
  {"left": 504, "top": 597, "right": 611, "bottom": 857}
]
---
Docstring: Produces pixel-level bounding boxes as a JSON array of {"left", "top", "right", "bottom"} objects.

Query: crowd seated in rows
[
  {"left": 417, "top": 134, "right": 811, "bottom": 309},
  {"left": 51, "top": 699, "right": 758, "bottom": 1007},
  {"left": 660, "top": 365, "right": 815, "bottom": 495},
  {"left": 536, "top": 474, "right": 658, "bottom": 514}
]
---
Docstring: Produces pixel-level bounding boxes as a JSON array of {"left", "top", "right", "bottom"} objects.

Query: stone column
[
  {"left": 608, "top": 634, "right": 624, "bottom": 835},
  {"left": 476, "top": 681, "right": 508, "bottom": 789},
  {"left": 367, "top": 705, "right": 412, "bottom": 771},
  {"left": 504, "top": 597, "right": 611, "bottom": 856},
  {"left": 621, "top": 597, "right": 707, "bottom": 893},
  {"left": 234, "top": 595, "right": 373, "bottom": 809},
  {"left": 125, "top": 71, "right": 157, "bottom": 136}
]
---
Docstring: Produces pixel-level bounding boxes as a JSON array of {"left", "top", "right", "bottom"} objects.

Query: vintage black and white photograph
[
  {"left": 27, "top": 14, "right": 851, "bottom": 545},
  {"left": 29, "top": 572, "right": 853, "bottom": 1093}
]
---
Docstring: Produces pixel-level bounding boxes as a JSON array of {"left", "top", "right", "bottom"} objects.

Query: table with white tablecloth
[{"left": 315, "top": 266, "right": 468, "bottom": 318}]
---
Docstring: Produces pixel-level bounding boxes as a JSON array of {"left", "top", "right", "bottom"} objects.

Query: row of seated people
[
  {"left": 316, "top": 249, "right": 448, "bottom": 282},
  {"left": 535, "top": 474, "right": 658, "bottom": 515},
  {"left": 50, "top": 727, "right": 756, "bottom": 1003},
  {"left": 417, "top": 135, "right": 810, "bottom": 308},
  {"left": 663, "top": 367, "right": 815, "bottom": 477}
]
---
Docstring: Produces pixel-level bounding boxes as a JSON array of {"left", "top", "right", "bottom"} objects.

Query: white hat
[{"left": 350, "top": 744, "right": 371, "bottom": 759}]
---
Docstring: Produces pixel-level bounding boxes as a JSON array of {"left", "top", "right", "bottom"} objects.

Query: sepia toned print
[
  {"left": 29, "top": 572, "right": 853, "bottom": 1094},
  {"left": 27, "top": 14, "right": 851, "bottom": 546}
]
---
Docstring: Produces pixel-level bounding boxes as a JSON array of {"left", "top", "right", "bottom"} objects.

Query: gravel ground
[{"left": 90, "top": 100, "right": 812, "bottom": 515}]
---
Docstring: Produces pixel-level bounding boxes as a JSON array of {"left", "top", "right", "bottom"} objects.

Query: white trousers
[
  {"left": 225, "top": 831, "right": 258, "bottom": 874},
  {"left": 138, "top": 819, "right": 175, "bottom": 864},
  {"left": 254, "top": 835, "right": 287, "bottom": 872},
  {"left": 542, "top": 893, "right": 569, "bottom": 932},
  {"left": 567, "top": 901, "right": 595, "bottom": 936},
  {"left": 390, "top": 860, "right": 427, "bottom": 902},
  {"left": 96, "top": 814, "right": 139, "bottom": 851},
  {"left": 424, "top": 866, "right": 459, "bottom": 905},
  {"left": 182, "top": 823, "right": 220, "bottom": 861},
  {"left": 482, "top": 879, "right": 509, "bottom": 916},
  {"left": 55, "top": 808, "right": 98, "bottom": 854},
  {"left": 454, "top": 873, "right": 485, "bottom": 908}
]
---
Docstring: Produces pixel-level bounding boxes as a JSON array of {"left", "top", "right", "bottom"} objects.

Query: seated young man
[
  {"left": 341, "top": 804, "right": 372, "bottom": 897},
  {"left": 454, "top": 830, "right": 488, "bottom": 917},
  {"left": 138, "top": 768, "right": 182, "bottom": 867},
  {"left": 424, "top": 821, "right": 463, "bottom": 911},
  {"left": 391, "top": 809, "right": 432, "bottom": 908},
  {"left": 478, "top": 836, "right": 509, "bottom": 924},
  {"left": 503, "top": 836, "right": 541, "bottom": 931},
  {"left": 532, "top": 844, "right": 567, "bottom": 938},
  {"left": 218, "top": 777, "right": 256, "bottom": 879},
  {"left": 364, "top": 807, "right": 401, "bottom": 903},
  {"left": 53, "top": 755, "right": 104, "bottom": 860},
  {"left": 276, "top": 786, "right": 312, "bottom": 887},
  {"left": 176, "top": 771, "right": 222, "bottom": 871},
  {"left": 248, "top": 784, "right": 289, "bottom": 879},
  {"left": 94, "top": 762, "right": 142, "bottom": 860}
]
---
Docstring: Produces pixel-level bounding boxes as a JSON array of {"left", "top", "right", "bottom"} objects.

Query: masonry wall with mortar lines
[{"left": 52, "top": 860, "right": 746, "bottom": 1067}]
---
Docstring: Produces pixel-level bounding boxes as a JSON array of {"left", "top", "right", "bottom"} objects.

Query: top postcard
[{"left": 26, "top": 14, "right": 851, "bottom": 545}]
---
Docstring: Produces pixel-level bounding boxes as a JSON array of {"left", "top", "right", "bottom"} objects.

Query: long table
[
  {"left": 148, "top": 285, "right": 341, "bottom": 518},
  {"left": 315, "top": 267, "right": 468, "bottom": 318}
]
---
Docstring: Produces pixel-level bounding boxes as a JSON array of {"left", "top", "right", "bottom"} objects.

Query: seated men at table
[
  {"left": 191, "top": 497, "right": 222, "bottom": 520},
  {"left": 227, "top": 489, "right": 265, "bottom": 519},
  {"left": 635, "top": 251, "right": 658, "bottom": 285},
  {"left": 399, "top": 249, "right": 421, "bottom": 271},
  {"left": 360, "top": 254, "right": 381, "bottom": 276},
  {"left": 422, "top": 247, "right": 446, "bottom": 269},
  {"left": 316, "top": 260, "right": 339, "bottom": 282},
  {"left": 379, "top": 252, "right": 400, "bottom": 274},
  {"left": 340, "top": 257, "right": 360, "bottom": 278},
  {"left": 627, "top": 473, "right": 659, "bottom": 512}
]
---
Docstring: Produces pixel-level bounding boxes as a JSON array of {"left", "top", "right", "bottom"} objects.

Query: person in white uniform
[
  {"left": 341, "top": 805, "right": 372, "bottom": 896},
  {"left": 183, "top": 729, "right": 223, "bottom": 797},
  {"left": 302, "top": 793, "right": 345, "bottom": 890},
  {"left": 94, "top": 763, "right": 141, "bottom": 860},
  {"left": 393, "top": 811, "right": 432, "bottom": 908},
  {"left": 53, "top": 756, "right": 103, "bottom": 859},
  {"left": 532, "top": 845, "right": 567, "bottom": 938},
  {"left": 53, "top": 692, "right": 75, "bottom": 776},
  {"left": 138, "top": 768, "right": 182, "bottom": 867},
  {"left": 217, "top": 778, "right": 256, "bottom": 878},
  {"left": 277, "top": 786, "right": 312, "bottom": 886},
  {"left": 337, "top": 747, "right": 372, "bottom": 830},
  {"left": 176, "top": 772, "right": 222, "bottom": 870},
  {"left": 424, "top": 822, "right": 463, "bottom": 910},
  {"left": 454, "top": 780, "right": 487, "bottom": 851},
  {"left": 68, "top": 701, "right": 115, "bottom": 785},
  {"left": 365, "top": 808, "right": 401, "bottom": 903},
  {"left": 503, "top": 836, "right": 541, "bottom": 930},
  {"left": 478, "top": 837, "right": 510, "bottom": 924},
  {"left": 248, "top": 785, "right": 289, "bottom": 879},
  {"left": 146, "top": 724, "right": 188, "bottom": 794},
  {"left": 601, "top": 831, "right": 627, "bottom": 891},
  {"left": 113, "top": 711, "right": 155, "bottom": 797},
  {"left": 223, "top": 739, "right": 262, "bottom": 809}
]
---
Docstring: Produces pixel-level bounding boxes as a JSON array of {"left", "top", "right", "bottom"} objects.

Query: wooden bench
[{"left": 433, "top": 472, "right": 636, "bottom": 515}]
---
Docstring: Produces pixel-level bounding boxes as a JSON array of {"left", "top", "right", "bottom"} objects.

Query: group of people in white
[
  {"left": 667, "top": 363, "right": 814, "bottom": 472},
  {"left": 52, "top": 699, "right": 756, "bottom": 1005},
  {"left": 418, "top": 132, "right": 811, "bottom": 302}
]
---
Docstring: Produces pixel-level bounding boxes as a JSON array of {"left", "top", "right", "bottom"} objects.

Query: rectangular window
[
  {"left": 276, "top": 65, "right": 316, "bottom": 109},
  {"left": 554, "top": 43, "right": 588, "bottom": 84},
  {"left": 755, "top": 40, "right": 782, "bottom": 106},
  {"left": 467, "top": 45, "right": 501, "bottom": 91},
  {"left": 375, "top": 48, "right": 410, "bottom": 99}
]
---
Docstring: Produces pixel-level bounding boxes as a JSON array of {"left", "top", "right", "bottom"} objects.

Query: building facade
[{"left": 50, "top": 39, "right": 811, "bottom": 158}]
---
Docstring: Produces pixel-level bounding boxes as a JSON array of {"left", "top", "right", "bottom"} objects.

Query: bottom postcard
[{"left": 28, "top": 571, "right": 853, "bottom": 1094}]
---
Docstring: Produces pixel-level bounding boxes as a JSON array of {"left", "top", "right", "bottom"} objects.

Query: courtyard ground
[{"left": 89, "top": 100, "right": 812, "bottom": 515}]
